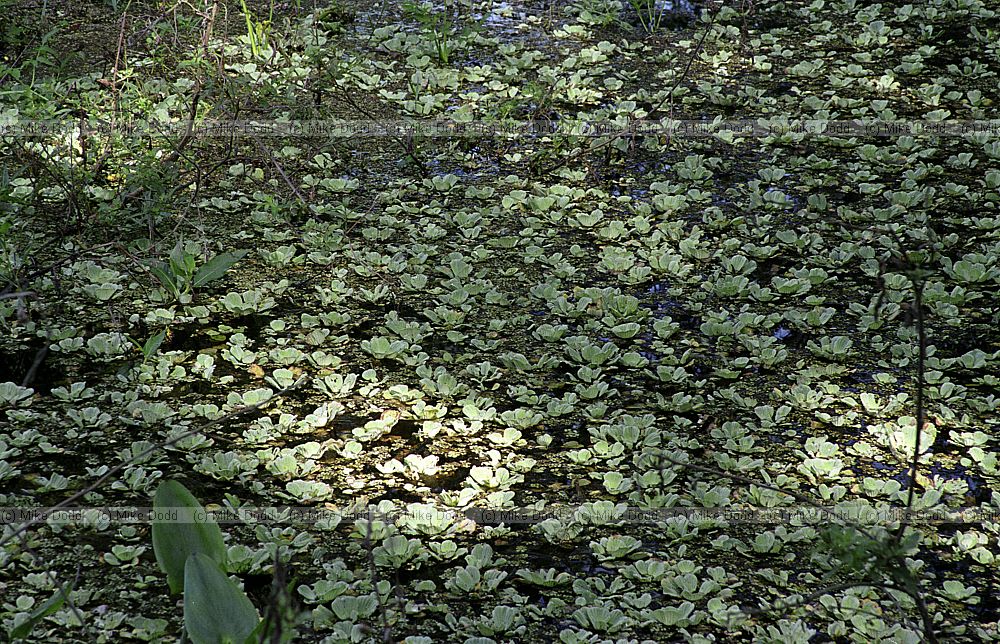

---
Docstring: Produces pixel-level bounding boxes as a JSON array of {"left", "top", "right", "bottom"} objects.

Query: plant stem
[{"left": 897, "top": 277, "right": 926, "bottom": 539}]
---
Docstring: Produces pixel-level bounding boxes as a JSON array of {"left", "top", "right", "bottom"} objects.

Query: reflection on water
[{"left": 656, "top": 0, "right": 697, "bottom": 14}]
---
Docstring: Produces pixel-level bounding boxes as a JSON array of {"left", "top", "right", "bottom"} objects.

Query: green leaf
[
  {"left": 184, "top": 553, "right": 260, "bottom": 644},
  {"left": 8, "top": 582, "right": 72, "bottom": 640},
  {"left": 169, "top": 241, "right": 195, "bottom": 280},
  {"left": 143, "top": 329, "right": 167, "bottom": 359},
  {"left": 193, "top": 250, "right": 248, "bottom": 288},
  {"left": 168, "top": 240, "right": 185, "bottom": 267},
  {"left": 148, "top": 262, "right": 180, "bottom": 294},
  {"left": 152, "top": 480, "right": 227, "bottom": 594}
]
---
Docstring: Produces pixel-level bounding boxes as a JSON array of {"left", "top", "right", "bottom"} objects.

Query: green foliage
[
  {"left": 7, "top": 583, "right": 73, "bottom": 641},
  {"left": 126, "top": 329, "right": 166, "bottom": 368},
  {"left": 151, "top": 480, "right": 227, "bottom": 594},
  {"left": 628, "top": 0, "right": 666, "bottom": 33},
  {"left": 147, "top": 242, "right": 247, "bottom": 303},
  {"left": 239, "top": 0, "right": 273, "bottom": 58},
  {"left": 402, "top": 0, "right": 480, "bottom": 65},
  {"left": 152, "top": 480, "right": 280, "bottom": 642},
  {"left": 3, "top": 0, "right": 998, "bottom": 640},
  {"left": 572, "top": 0, "right": 624, "bottom": 28},
  {"left": 183, "top": 553, "right": 261, "bottom": 644}
]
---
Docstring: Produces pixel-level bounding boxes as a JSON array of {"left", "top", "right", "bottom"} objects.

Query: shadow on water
[
  {"left": 160, "top": 314, "right": 278, "bottom": 354},
  {"left": 641, "top": 282, "right": 702, "bottom": 330},
  {"left": 928, "top": 463, "right": 992, "bottom": 505},
  {"left": 0, "top": 341, "right": 63, "bottom": 394},
  {"left": 163, "top": 323, "right": 222, "bottom": 353},
  {"left": 922, "top": 549, "right": 1000, "bottom": 621}
]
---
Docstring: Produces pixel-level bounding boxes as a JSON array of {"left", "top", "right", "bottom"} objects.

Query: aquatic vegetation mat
[{"left": 1, "top": 0, "right": 1000, "bottom": 641}]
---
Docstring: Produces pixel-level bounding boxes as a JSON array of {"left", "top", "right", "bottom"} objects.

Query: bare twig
[
  {"left": 0, "top": 242, "right": 117, "bottom": 299},
  {"left": 20, "top": 344, "right": 48, "bottom": 389},
  {"left": 898, "top": 278, "right": 926, "bottom": 538},
  {"left": 362, "top": 518, "right": 394, "bottom": 643},
  {"left": 252, "top": 138, "right": 313, "bottom": 213},
  {"left": 0, "top": 290, "right": 36, "bottom": 300}
]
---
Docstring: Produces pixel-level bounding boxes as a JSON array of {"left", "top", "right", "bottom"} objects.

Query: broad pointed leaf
[
  {"left": 152, "top": 480, "right": 226, "bottom": 594},
  {"left": 148, "top": 262, "right": 179, "bottom": 293},
  {"left": 143, "top": 329, "right": 167, "bottom": 358},
  {"left": 193, "top": 250, "right": 248, "bottom": 288},
  {"left": 183, "top": 553, "right": 260, "bottom": 644}
]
